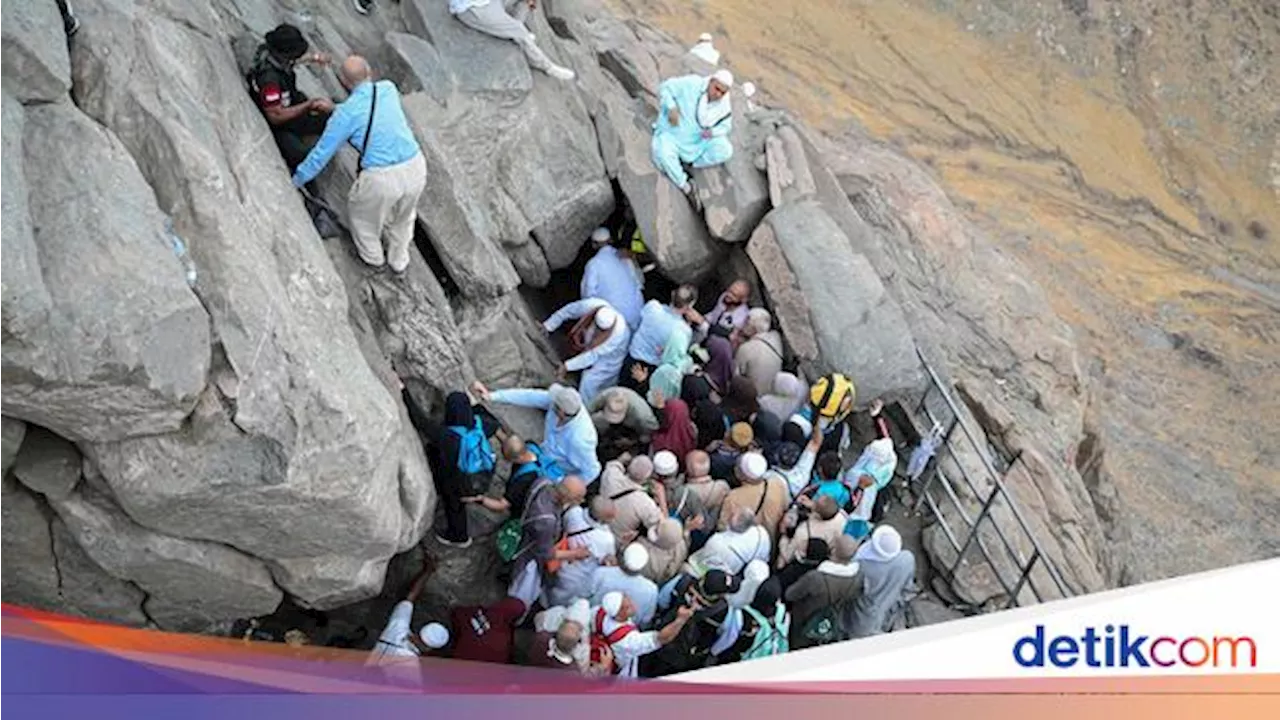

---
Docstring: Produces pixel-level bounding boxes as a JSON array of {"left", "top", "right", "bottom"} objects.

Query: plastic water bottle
[{"left": 164, "top": 219, "right": 198, "bottom": 287}]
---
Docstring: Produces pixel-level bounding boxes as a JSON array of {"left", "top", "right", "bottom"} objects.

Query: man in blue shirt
[
  {"left": 620, "top": 285, "right": 699, "bottom": 394},
  {"left": 292, "top": 56, "right": 426, "bottom": 273}
]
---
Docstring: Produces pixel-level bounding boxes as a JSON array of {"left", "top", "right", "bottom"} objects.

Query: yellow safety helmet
[{"left": 809, "top": 373, "right": 856, "bottom": 421}]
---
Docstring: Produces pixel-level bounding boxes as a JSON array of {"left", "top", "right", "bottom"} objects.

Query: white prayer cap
[
  {"left": 698, "top": 32, "right": 713, "bottom": 42},
  {"left": 872, "top": 525, "right": 903, "bottom": 559},
  {"left": 742, "top": 81, "right": 757, "bottom": 98},
  {"left": 622, "top": 543, "right": 650, "bottom": 572},
  {"left": 591, "top": 226, "right": 611, "bottom": 244},
  {"left": 737, "top": 451, "right": 767, "bottom": 481},
  {"left": 419, "top": 622, "right": 450, "bottom": 649},
  {"left": 595, "top": 306, "right": 618, "bottom": 330},
  {"left": 652, "top": 450, "right": 678, "bottom": 476},
  {"left": 711, "top": 69, "right": 734, "bottom": 88},
  {"left": 601, "top": 591, "right": 624, "bottom": 618}
]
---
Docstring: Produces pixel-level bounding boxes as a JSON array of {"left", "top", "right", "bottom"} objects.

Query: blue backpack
[
  {"left": 512, "top": 441, "right": 564, "bottom": 481},
  {"left": 448, "top": 417, "right": 496, "bottom": 475}
]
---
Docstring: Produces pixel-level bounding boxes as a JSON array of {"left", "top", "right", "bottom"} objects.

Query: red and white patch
[{"left": 259, "top": 82, "right": 283, "bottom": 107}]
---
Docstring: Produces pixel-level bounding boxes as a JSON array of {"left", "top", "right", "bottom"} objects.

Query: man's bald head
[
  {"left": 556, "top": 476, "right": 587, "bottom": 506},
  {"left": 341, "top": 55, "right": 371, "bottom": 88},
  {"left": 502, "top": 434, "right": 527, "bottom": 461}
]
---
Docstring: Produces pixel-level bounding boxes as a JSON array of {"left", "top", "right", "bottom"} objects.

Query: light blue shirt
[
  {"left": 655, "top": 74, "right": 733, "bottom": 154},
  {"left": 628, "top": 300, "right": 687, "bottom": 366},
  {"left": 488, "top": 388, "right": 602, "bottom": 482},
  {"left": 581, "top": 246, "right": 645, "bottom": 332},
  {"left": 292, "top": 80, "right": 421, "bottom": 187}
]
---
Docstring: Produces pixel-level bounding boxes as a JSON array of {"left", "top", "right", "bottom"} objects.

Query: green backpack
[
  {"left": 497, "top": 479, "right": 553, "bottom": 563},
  {"left": 800, "top": 576, "right": 845, "bottom": 645},
  {"left": 741, "top": 603, "right": 791, "bottom": 660}
]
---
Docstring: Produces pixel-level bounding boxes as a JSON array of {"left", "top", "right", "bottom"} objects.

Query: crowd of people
[
  {"left": 231, "top": 9, "right": 917, "bottom": 679},
  {"left": 372, "top": 225, "right": 919, "bottom": 678}
]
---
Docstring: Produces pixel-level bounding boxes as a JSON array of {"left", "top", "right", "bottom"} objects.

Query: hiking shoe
[
  {"left": 545, "top": 64, "right": 576, "bottom": 81},
  {"left": 352, "top": 0, "right": 374, "bottom": 15},
  {"left": 434, "top": 534, "right": 473, "bottom": 549}
]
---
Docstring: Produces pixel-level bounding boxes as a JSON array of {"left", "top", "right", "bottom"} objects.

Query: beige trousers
[{"left": 347, "top": 152, "right": 427, "bottom": 272}]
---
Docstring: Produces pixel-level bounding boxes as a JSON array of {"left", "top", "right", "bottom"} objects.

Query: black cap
[
  {"left": 700, "top": 569, "right": 741, "bottom": 597},
  {"left": 265, "top": 24, "right": 309, "bottom": 61},
  {"left": 805, "top": 538, "right": 831, "bottom": 563}
]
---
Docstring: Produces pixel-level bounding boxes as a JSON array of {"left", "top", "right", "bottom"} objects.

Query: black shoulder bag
[{"left": 357, "top": 83, "right": 378, "bottom": 174}]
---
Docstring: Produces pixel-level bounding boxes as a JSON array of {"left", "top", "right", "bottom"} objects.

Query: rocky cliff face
[{"left": 3, "top": 0, "right": 1130, "bottom": 629}]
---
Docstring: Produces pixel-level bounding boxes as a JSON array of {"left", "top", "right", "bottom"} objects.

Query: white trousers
[
  {"left": 457, "top": 0, "right": 556, "bottom": 72},
  {"left": 347, "top": 152, "right": 426, "bottom": 272}
]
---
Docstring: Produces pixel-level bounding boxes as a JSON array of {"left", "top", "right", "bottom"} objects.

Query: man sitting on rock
[
  {"left": 247, "top": 24, "right": 335, "bottom": 172},
  {"left": 450, "top": 0, "right": 576, "bottom": 81},
  {"left": 651, "top": 69, "right": 735, "bottom": 211},
  {"left": 291, "top": 56, "right": 427, "bottom": 275}
]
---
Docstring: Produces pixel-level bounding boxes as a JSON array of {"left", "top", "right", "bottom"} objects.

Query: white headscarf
[
  {"left": 697, "top": 71, "right": 734, "bottom": 129},
  {"left": 856, "top": 525, "right": 903, "bottom": 563}
]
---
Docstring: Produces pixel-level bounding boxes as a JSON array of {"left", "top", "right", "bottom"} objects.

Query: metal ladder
[{"left": 904, "top": 349, "right": 1072, "bottom": 608}]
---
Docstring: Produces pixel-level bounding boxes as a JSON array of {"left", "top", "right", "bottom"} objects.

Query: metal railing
[{"left": 904, "top": 349, "right": 1072, "bottom": 609}]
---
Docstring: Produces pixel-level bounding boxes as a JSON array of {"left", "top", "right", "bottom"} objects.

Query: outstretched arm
[
  {"left": 292, "top": 106, "right": 356, "bottom": 187},
  {"left": 487, "top": 388, "right": 552, "bottom": 410},
  {"left": 543, "top": 298, "right": 598, "bottom": 333}
]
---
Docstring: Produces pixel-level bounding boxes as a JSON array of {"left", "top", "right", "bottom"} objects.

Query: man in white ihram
[
  {"left": 542, "top": 298, "right": 630, "bottom": 405},
  {"left": 450, "top": 0, "right": 576, "bottom": 80}
]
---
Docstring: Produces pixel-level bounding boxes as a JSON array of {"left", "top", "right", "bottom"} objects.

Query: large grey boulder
[
  {"left": 1, "top": 477, "right": 149, "bottom": 627},
  {"left": 456, "top": 293, "right": 559, "bottom": 442},
  {"left": 11, "top": 426, "right": 81, "bottom": 501},
  {"left": 400, "top": 0, "right": 614, "bottom": 286},
  {"left": 63, "top": 0, "right": 431, "bottom": 610},
  {"left": 692, "top": 104, "right": 774, "bottom": 243},
  {"left": 1, "top": 0, "right": 71, "bottom": 103},
  {"left": 2, "top": 99, "right": 210, "bottom": 444},
  {"left": 269, "top": 555, "right": 390, "bottom": 611},
  {"left": 51, "top": 486, "right": 283, "bottom": 627},
  {"left": 2, "top": 477, "right": 61, "bottom": 611},
  {"left": 86, "top": 387, "right": 405, "bottom": 564},
  {"left": 747, "top": 200, "right": 924, "bottom": 400},
  {"left": 50, "top": 518, "right": 151, "bottom": 628}
]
